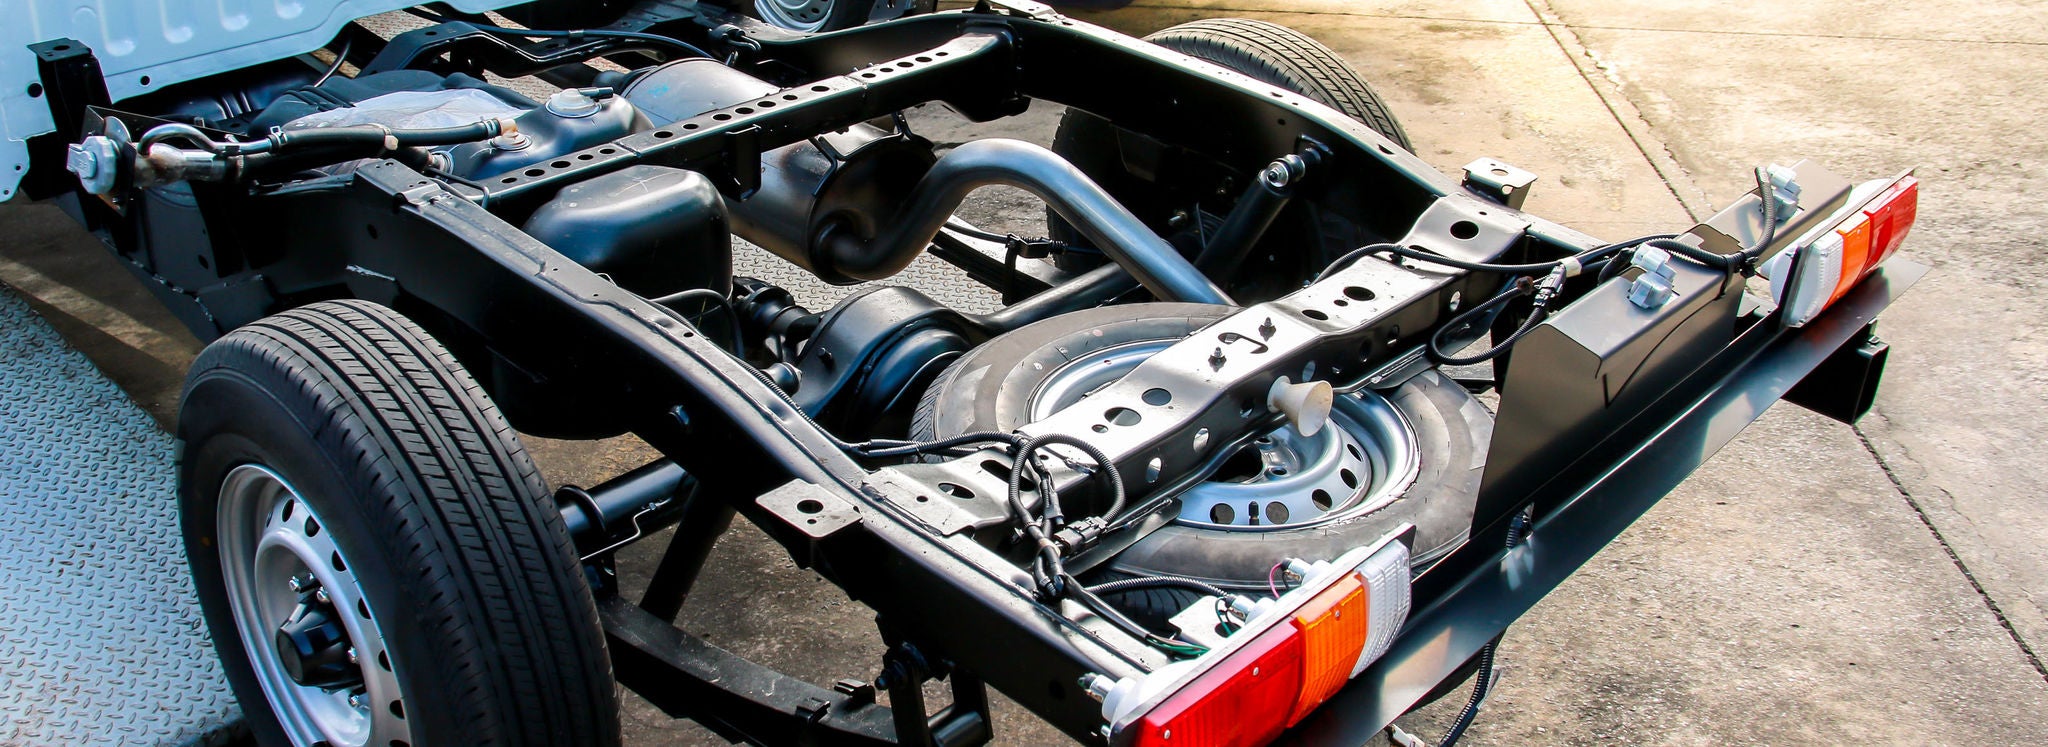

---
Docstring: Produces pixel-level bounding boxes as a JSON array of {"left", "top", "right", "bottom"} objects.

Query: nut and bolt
[{"left": 1078, "top": 673, "right": 1116, "bottom": 703}]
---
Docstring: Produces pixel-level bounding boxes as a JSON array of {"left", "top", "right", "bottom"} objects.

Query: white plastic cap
[{"left": 1268, "top": 376, "right": 1334, "bottom": 436}]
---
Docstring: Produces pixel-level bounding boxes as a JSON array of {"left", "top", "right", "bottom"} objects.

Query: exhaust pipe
[
  {"left": 813, "top": 138, "right": 1231, "bottom": 305},
  {"left": 621, "top": 60, "right": 1231, "bottom": 305}
]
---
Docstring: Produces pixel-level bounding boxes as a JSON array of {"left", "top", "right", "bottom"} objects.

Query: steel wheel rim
[
  {"left": 1028, "top": 340, "right": 1421, "bottom": 531},
  {"left": 753, "top": 0, "right": 839, "bottom": 31},
  {"left": 217, "top": 464, "right": 411, "bottom": 747}
]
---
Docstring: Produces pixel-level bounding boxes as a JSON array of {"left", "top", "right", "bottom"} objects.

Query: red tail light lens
[
  {"left": 1765, "top": 172, "right": 1919, "bottom": 327},
  {"left": 1099, "top": 532, "right": 1413, "bottom": 747},
  {"left": 1131, "top": 630, "right": 1304, "bottom": 747},
  {"left": 1867, "top": 176, "right": 1919, "bottom": 265}
]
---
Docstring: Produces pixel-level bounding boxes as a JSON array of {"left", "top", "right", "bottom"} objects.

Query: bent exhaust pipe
[{"left": 811, "top": 138, "right": 1232, "bottom": 306}]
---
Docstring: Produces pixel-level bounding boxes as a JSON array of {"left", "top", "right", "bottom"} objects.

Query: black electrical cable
[
  {"left": 1393, "top": 232, "right": 1678, "bottom": 366},
  {"left": 1060, "top": 572, "right": 1209, "bottom": 656},
  {"left": 1004, "top": 470, "right": 1066, "bottom": 594},
  {"left": 1316, "top": 234, "right": 1670, "bottom": 284},
  {"left": 852, "top": 431, "right": 1022, "bottom": 459},
  {"left": 651, "top": 288, "right": 746, "bottom": 360},
  {"left": 1596, "top": 247, "right": 1633, "bottom": 285},
  {"left": 1641, "top": 237, "right": 1740, "bottom": 270},
  {"left": 1085, "top": 575, "right": 1231, "bottom": 599},
  {"left": 1427, "top": 273, "right": 1560, "bottom": 367},
  {"left": 1011, "top": 433, "right": 1128, "bottom": 524},
  {"left": 407, "top": 9, "right": 715, "bottom": 59},
  {"left": 1752, "top": 166, "right": 1779, "bottom": 259},
  {"left": 313, "top": 35, "right": 353, "bottom": 87},
  {"left": 1630, "top": 169, "right": 1785, "bottom": 276},
  {"left": 1437, "top": 509, "right": 1533, "bottom": 747}
]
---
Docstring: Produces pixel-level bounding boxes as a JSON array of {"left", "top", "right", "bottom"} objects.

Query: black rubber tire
[
  {"left": 179, "top": 300, "right": 620, "bottom": 747},
  {"left": 1139, "top": 18, "right": 1410, "bottom": 151},
  {"left": 911, "top": 304, "right": 1490, "bottom": 627},
  {"left": 1046, "top": 18, "right": 1413, "bottom": 286}
]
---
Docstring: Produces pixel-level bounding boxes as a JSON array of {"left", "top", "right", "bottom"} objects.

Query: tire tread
[
  {"left": 1145, "top": 18, "right": 1411, "bottom": 150},
  {"left": 187, "top": 300, "right": 618, "bottom": 746}
]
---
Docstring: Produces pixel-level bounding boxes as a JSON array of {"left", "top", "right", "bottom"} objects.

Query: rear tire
[
  {"left": 1047, "top": 18, "right": 1413, "bottom": 276},
  {"left": 179, "top": 300, "right": 619, "bottom": 747},
  {"left": 1138, "top": 18, "right": 1410, "bottom": 151}
]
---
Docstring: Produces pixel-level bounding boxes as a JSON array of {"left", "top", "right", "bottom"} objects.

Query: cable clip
[
  {"left": 1004, "top": 233, "right": 1059, "bottom": 260},
  {"left": 1626, "top": 245, "right": 1678, "bottom": 309}
]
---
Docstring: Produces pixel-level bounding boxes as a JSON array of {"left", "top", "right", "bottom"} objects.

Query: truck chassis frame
[{"left": 20, "top": 1, "right": 1915, "bottom": 743}]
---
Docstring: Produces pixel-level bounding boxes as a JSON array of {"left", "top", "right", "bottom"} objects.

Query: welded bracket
[
  {"left": 1462, "top": 158, "right": 1537, "bottom": 210},
  {"left": 1394, "top": 193, "right": 1532, "bottom": 264},
  {"left": 25, "top": 39, "right": 112, "bottom": 203},
  {"left": 757, "top": 480, "right": 862, "bottom": 540}
]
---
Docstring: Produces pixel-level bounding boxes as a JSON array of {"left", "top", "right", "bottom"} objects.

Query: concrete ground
[{"left": 3, "top": 0, "right": 2045, "bottom": 744}]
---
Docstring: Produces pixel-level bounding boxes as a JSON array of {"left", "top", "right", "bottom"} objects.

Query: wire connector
[{"left": 1052, "top": 516, "right": 1108, "bottom": 555}]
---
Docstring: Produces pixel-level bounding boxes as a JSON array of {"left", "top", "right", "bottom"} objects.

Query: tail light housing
[
  {"left": 1096, "top": 529, "right": 1412, "bottom": 747},
  {"left": 1763, "top": 171, "right": 1919, "bottom": 327}
]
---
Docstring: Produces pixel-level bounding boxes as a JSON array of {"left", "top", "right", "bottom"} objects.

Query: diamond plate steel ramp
[{"left": 0, "top": 284, "right": 243, "bottom": 746}]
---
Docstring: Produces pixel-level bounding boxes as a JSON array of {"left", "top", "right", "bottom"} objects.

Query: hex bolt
[
  {"left": 1262, "top": 162, "right": 1291, "bottom": 187},
  {"left": 288, "top": 573, "right": 318, "bottom": 593},
  {"left": 314, "top": 588, "right": 332, "bottom": 606},
  {"left": 1208, "top": 347, "right": 1227, "bottom": 370},
  {"left": 346, "top": 646, "right": 359, "bottom": 665},
  {"left": 1079, "top": 673, "right": 1115, "bottom": 703}
]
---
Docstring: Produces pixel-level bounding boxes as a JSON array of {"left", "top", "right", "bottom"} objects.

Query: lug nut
[{"left": 314, "top": 588, "right": 332, "bottom": 605}]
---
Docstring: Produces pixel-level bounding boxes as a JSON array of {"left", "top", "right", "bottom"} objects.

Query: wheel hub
[
  {"left": 1029, "top": 340, "right": 1420, "bottom": 531},
  {"left": 217, "top": 464, "right": 410, "bottom": 747},
  {"left": 274, "top": 578, "right": 362, "bottom": 690}
]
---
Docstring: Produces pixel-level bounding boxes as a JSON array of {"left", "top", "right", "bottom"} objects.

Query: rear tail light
[
  {"left": 1096, "top": 530, "right": 1412, "bottom": 746},
  {"left": 1762, "top": 171, "right": 1919, "bottom": 327}
]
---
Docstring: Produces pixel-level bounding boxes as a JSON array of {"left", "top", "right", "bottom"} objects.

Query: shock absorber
[{"left": 1192, "top": 146, "right": 1325, "bottom": 277}]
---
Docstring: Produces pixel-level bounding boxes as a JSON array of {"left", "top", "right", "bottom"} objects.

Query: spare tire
[{"left": 910, "top": 304, "right": 1490, "bottom": 625}]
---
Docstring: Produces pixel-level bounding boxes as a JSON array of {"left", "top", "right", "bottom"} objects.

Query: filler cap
[{"left": 545, "top": 87, "right": 614, "bottom": 118}]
